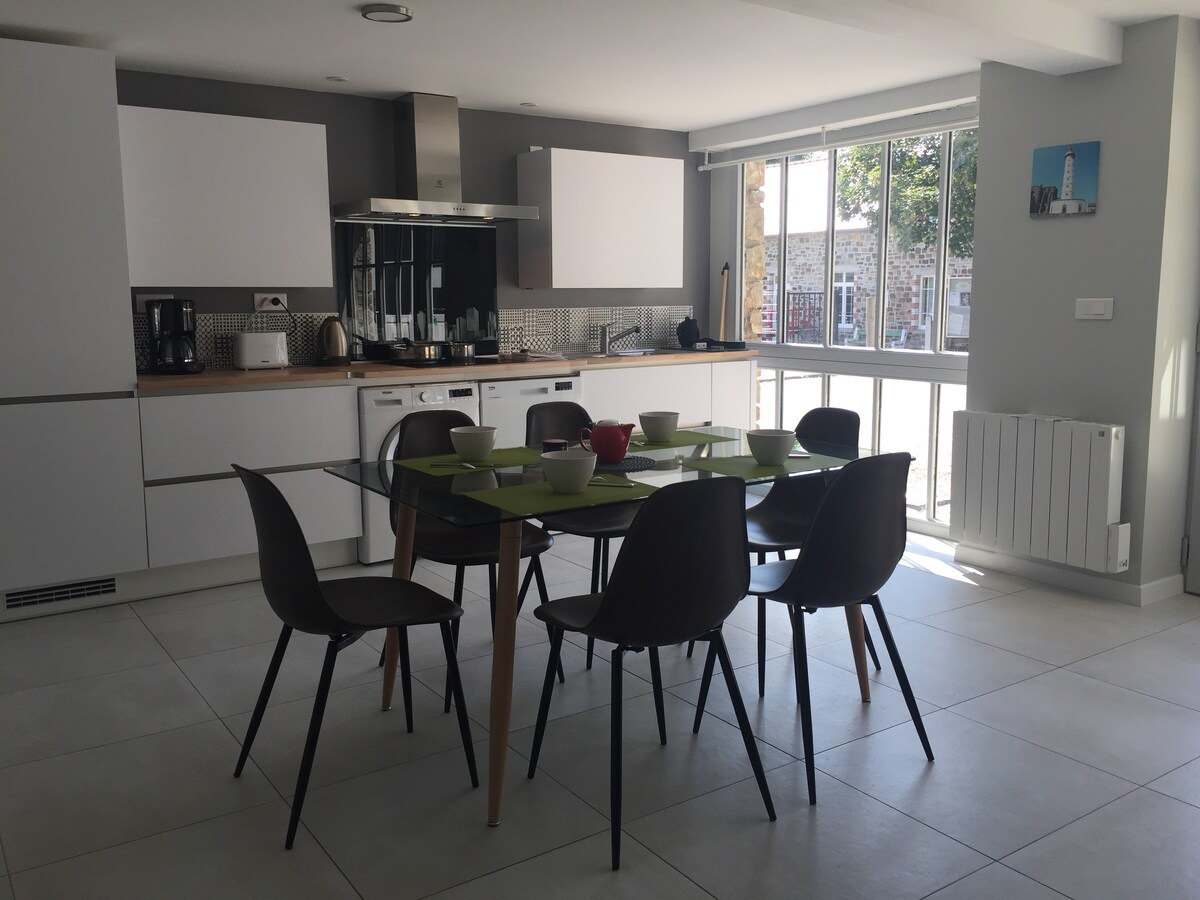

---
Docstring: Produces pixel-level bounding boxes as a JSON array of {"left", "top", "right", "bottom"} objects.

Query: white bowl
[
  {"left": 450, "top": 425, "right": 497, "bottom": 463},
  {"left": 639, "top": 410, "right": 679, "bottom": 443},
  {"left": 541, "top": 449, "right": 597, "bottom": 494},
  {"left": 746, "top": 429, "right": 796, "bottom": 466}
]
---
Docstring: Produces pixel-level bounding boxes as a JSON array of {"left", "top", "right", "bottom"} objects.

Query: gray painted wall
[
  {"left": 970, "top": 18, "right": 1200, "bottom": 587},
  {"left": 115, "top": 71, "right": 708, "bottom": 326}
]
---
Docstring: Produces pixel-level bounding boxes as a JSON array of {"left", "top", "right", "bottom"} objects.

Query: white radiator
[{"left": 950, "top": 411, "right": 1130, "bottom": 573}]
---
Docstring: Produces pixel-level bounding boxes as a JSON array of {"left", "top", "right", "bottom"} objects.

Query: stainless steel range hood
[{"left": 332, "top": 93, "right": 538, "bottom": 223}]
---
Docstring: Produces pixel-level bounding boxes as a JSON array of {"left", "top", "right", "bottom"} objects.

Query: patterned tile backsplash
[
  {"left": 134, "top": 305, "right": 694, "bottom": 370},
  {"left": 496, "top": 306, "right": 693, "bottom": 355}
]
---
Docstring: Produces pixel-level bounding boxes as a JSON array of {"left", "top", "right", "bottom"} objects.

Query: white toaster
[{"left": 233, "top": 332, "right": 289, "bottom": 369}]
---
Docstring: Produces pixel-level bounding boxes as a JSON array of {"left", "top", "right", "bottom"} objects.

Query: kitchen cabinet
[
  {"left": 0, "top": 400, "right": 147, "bottom": 594},
  {"left": 145, "top": 470, "right": 359, "bottom": 568},
  {"left": 581, "top": 362, "right": 712, "bottom": 426},
  {"left": 0, "top": 39, "right": 136, "bottom": 398},
  {"left": 118, "top": 106, "right": 333, "bottom": 288},
  {"left": 517, "top": 148, "right": 684, "bottom": 288},
  {"left": 711, "top": 360, "right": 757, "bottom": 430},
  {"left": 139, "top": 387, "right": 360, "bottom": 567}
]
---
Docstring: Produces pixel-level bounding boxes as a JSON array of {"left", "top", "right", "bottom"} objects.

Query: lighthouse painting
[{"left": 1030, "top": 141, "right": 1100, "bottom": 217}]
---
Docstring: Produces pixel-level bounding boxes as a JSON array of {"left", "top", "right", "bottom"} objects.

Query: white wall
[{"left": 969, "top": 17, "right": 1200, "bottom": 592}]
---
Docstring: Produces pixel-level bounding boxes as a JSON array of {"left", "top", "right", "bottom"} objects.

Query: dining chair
[
  {"left": 525, "top": 476, "right": 776, "bottom": 870},
  {"left": 391, "top": 409, "right": 560, "bottom": 707},
  {"left": 693, "top": 452, "right": 934, "bottom": 805},
  {"left": 231, "top": 464, "right": 478, "bottom": 849},
  {"left": 526, "top": 400, "right": 641, "bottom": 670},
  {"left": 743, "top": 407, "right": 882, "bottom": 696}
]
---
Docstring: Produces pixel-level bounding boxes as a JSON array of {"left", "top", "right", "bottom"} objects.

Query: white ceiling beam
[{"left": 744, "top": 0, "right": 1123, "bottom": 74}]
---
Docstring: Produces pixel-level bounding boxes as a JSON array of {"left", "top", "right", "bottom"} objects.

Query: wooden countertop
[{"left": 136, "top": 349, "right": 757, "bottom": 394}]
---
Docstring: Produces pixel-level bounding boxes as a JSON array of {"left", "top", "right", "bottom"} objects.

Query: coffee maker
[{"left": 146, "top": 299, "right": 205, "bottom": 374}]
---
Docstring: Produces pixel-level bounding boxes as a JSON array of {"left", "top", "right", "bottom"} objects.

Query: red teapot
[{"left": 579, "top": 420, "right": 634, "bottom": 464}]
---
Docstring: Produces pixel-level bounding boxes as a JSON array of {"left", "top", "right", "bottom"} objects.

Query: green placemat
[
  {"left": 467, "top": 475, "right": 655, "bottom": 516},
  {"left": 682, "top": 453, "right": 851, "bottom": 479},
  {"left": 396, "top": 445, "right": 542, "bottom": 476},
  {"left": 629, "top": 429, "right": 736, "bottom": 450}
]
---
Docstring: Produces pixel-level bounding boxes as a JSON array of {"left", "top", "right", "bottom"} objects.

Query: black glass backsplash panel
[{"left": 335, "top": 221, "right": 499, "bottom": 357}]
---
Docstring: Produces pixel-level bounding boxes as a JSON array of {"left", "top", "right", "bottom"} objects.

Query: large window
[
  {"left": 742, "top": 128, "right": 976, "bottom": 354},
  {"left": 754, "top": 367, "right": 965, "bottom": 527}
]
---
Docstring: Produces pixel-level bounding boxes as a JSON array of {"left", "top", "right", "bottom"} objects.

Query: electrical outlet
[{"left": 254, "top": 293, "right": 288, "bottom": 311}]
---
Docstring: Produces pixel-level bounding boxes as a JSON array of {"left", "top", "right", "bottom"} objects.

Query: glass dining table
[{"left": 326, "top": 425, "right": 868, "bottom": 826}]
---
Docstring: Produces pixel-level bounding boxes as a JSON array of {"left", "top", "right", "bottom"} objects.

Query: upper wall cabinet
[
  {"left": 118, "top": 106, "right": 333, "bottom": 287},
  {"left": 517, "top": 148, "right": 684, "bottom": 289},
  {"left": 0, "top": 39, "right": 136, "bottom": 397}
]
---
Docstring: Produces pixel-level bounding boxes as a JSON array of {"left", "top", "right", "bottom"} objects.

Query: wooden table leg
[
  {"left": 844, "top": 604, "right": 871, "bottom": 702},
  {"left": 488, "top": 519, "right": 523, "bottom": 826},
  {"left": 382, "top": 504, "right": 417, "bottom": 711}
]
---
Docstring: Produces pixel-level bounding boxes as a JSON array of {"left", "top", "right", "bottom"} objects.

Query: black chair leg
[
  {"left": 757, "top": 595, "right": 767, "bottom": 698},
  {"left": 285, "top": 635, "right": 343, "bottom": 849},
  {"left": 692, "top": 639, "right": 718, "bottom": 734},
  {"left": 686, "top": 640, "right": 695, "bottom": 658},
  {"left": 713, "top": 632, "right": 776, "bottom": 822},
  {"left": 444, "top": 567, "right": 466, "bottom": 714},
  {"left": 790, "top": 608, "right": 816, "bottom": 805},
  {"left": 438, "top": 622, "right": 479, "bottom": 787},
  {"left": 527, "top": 628, "right": 565, "bottom": 777},
  {"left": 863, "top": 621, "right": 882, "bottom": 671},
  {"left": 586, "top": 540, "right": 601, "bottom": 670},
  {"left": 397, "top": 626, "right": 413, "bottom": 734},
  {"left": 586, "top": 539, "right": 613, "bottom": 671},
  {"left": 610, "top": 646, "right": 626, "bottom": 871},
  {"left": 866, "top": 596, "right": 934, "bottom": 761},
  {"left": 529, "top": 556, "right": 563, "bottom": 683},
  {"left": 236, "top": 624, "right": 291, "bottom": 777},
  {"left": 516, "top": 558, "right": 536, "bottom": 610},
  {"left": 648, "top": 647, "right": 666, "bottom": 745}
]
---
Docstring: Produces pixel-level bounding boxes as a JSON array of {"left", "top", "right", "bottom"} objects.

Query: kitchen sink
[{"left": 601, "top": 348, "right": 657, "bottom": 357}]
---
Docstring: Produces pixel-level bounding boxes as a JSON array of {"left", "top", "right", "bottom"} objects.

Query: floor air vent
[{"left": 5, "top": 578, "right": 117, "bottom": 610}]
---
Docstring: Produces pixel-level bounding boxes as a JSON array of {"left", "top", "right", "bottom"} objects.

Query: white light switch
[{"left": 1076, "top": 297, "right": 1113, "bottom": 320}]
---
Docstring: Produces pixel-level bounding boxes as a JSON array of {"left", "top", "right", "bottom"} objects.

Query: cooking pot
[
  {"left": 390, "top": 338, "right": 446, "bottom": 365},
  {"left": 449, "top": 341, "right": 476, "bottom": 365}
]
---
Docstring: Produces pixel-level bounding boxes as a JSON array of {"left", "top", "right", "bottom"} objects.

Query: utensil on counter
[
  {"left": 449, "top": 340, "right": 476, "bottom": 365},
  {"left": 387, "top": 337, "right": 447, "bottom": 366}
]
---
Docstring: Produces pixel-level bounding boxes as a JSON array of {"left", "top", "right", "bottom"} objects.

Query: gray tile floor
[{"left": 2, "top": 533, "right": 1199, "bottom": 899}]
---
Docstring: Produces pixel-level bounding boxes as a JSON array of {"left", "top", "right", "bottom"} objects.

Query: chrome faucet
[{"left": 599, "top": 323, "right": 641, "bottom": 354}]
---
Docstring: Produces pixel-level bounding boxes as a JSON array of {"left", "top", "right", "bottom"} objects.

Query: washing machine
[{"left": 357, "top": 381, "right": 480, "bottom": 563}]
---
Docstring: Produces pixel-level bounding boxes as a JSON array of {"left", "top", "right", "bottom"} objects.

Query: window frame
[{"left": 738, "top": 127, "right": 974, "bottom": 382}]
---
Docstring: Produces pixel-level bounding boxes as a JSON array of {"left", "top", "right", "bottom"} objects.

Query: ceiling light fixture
[{"left": 360, "top": 4, "right": 413, "bottom": 23}]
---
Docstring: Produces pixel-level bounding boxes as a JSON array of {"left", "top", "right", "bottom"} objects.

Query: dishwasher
[{"left": 479, "top": 376, "right": 583, "bottom": 448}]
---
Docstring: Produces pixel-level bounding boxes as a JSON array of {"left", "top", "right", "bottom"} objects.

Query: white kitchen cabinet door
[
  {"left": 517, "top": 148, "right": 683, "bottom": 288},
  {"left": 140, "top": 387, "right": 358, "bottom": 480},
  {"left": 145, "top": 469, "right": 361, "bottom": 568},
  {"left": 119, "top": 106, "right": 333, "bottom": 288},
  {"left": 0, "top": 40, "right": 136, "bottom": 398},
  {"left": 580, "top": 363, "right": 711, "bottom": 427},
  {"left": 711, "top": 360, "right": 756, "bottom": 430},
  {"left": 0, "top": 399, "right": 147, "bottom": 594}
]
